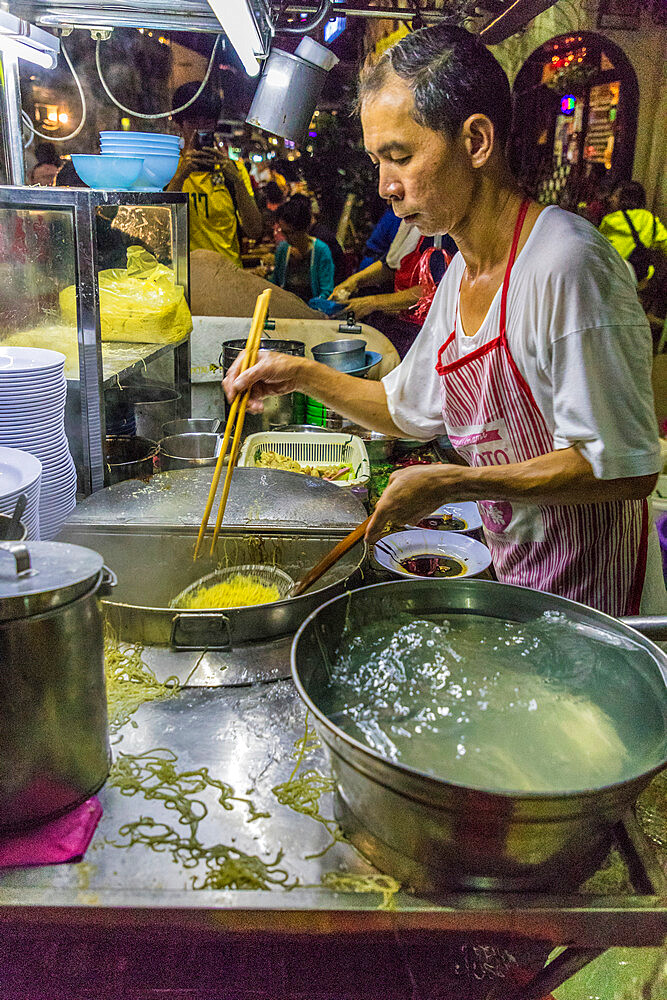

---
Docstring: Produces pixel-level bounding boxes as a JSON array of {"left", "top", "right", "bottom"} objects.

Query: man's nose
[{"left": 379, "top": 166, "right": 403, "bottom": 202}]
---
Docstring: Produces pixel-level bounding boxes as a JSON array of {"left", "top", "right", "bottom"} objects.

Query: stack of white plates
[
  {"left": 0, "top": 445, "right": 42, "bottom": 540},
  {"left": 0, "top": 346, "right": 77, "bottom": 539}
]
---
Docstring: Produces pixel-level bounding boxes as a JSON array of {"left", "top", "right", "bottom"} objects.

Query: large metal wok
[{"left": 292, "top": 579, "right": 667, "bottom": 893}]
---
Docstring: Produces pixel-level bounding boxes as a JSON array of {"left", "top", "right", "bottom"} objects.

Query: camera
[{"left": 194, "top": 130, "right": 216, "bottom": 150}]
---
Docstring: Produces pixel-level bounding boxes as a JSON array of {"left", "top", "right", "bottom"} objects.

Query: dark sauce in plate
[
  {"left": 417, "top": 515, "right": 467, "bottom": 531},
  {"left": 399, "top": 554, "right": 466, "bottom": 578}
]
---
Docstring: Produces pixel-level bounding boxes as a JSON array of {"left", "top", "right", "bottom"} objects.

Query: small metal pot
[
  {"left": 222, "top": 339, "right": 305, "bottom": 436},
  {"left": 105, "top": 436, "right": 157, "bottom": 486},
  {"left": 158, "top": 433, "right": 219, "bottom": 472},
  {"left": 161, "top": 418, "right": 221, "bottom": 437},
  {"left": 292, "top": 579, "right": 667, "bottom": 892},
  {"left": 0, "top": 541, "right": 115, "bottom": 834},
  {"left": 312, "top": 339, "right": 367, "bottom": 372},
  {"left": 134, "top": 386, "right": 181, "bottom": 442}
]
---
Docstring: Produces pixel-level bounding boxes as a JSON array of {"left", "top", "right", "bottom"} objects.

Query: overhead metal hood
[
  {"left": 9, "top": 1, "right": 560, "bottom": 41},
  {"left": 6, "top": 1, "right": 272, "bottom": 38}
]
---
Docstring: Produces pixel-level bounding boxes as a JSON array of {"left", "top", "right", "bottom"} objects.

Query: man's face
[{"left": 361, "top": 73, "right": 472, "bottom": 236}]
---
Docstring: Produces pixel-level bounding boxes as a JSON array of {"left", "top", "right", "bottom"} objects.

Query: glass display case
[{"left": 0, "top": 187, "right": 190, "bottom": 494}]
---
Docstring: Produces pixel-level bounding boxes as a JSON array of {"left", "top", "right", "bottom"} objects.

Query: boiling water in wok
[{"left": 321, "top": 611, "right": 664, "bottom": 794}]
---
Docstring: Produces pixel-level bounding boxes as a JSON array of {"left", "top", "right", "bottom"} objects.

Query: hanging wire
[
  {"left": 21, "top": 40, "right": 87, "bottom": 143},
  {"left": 95, "top": 35, "right": 221, "bottom": 120},
  {"left": 278, "top": 0, "right": 334, "bottom": 34}
]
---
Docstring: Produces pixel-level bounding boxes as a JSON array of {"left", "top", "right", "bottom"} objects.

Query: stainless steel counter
[{"left": 1, "top": 653, "right": 665, "bottom": 941}]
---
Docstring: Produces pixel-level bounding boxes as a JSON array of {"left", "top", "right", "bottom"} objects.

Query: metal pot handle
[
  {"left": 98, "top": 566, "right": 118, "bottom": 597},
  {"left": 0, "top": 542, "right": 32, "bottom": 577},
  {"left": 170, "top": 612, "right": 232, "bottom": 651},
  {"left": 619, "top": 616, "right": 667, "bottom": 641}
]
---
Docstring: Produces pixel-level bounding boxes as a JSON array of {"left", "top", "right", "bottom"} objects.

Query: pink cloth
[{"left": 0, "top": 797, "right": 102, "bottom": 868}]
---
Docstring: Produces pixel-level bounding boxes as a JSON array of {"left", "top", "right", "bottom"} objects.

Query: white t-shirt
[
  {"left": 382, "top": 206, "right": 666, "bottom": 612},
  {"left": 385, "top": 220, "right": 420, "bottom": 270}
]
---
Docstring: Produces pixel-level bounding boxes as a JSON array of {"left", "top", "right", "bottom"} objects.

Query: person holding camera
[{"left": 168, "top": 83, "right": 263, "bottom": 266}]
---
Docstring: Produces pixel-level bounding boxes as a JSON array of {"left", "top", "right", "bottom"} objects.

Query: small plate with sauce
[
  {"left": 373, "top": 528, "right": 492, "bottom": 580},
  {"left": 410, "top": 501, "right": 482, "bottom": 533}
]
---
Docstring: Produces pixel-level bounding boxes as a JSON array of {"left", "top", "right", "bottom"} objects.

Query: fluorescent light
[
  {"left": 0, "top": 11, "right": 59, "bottom": 69},
  {"left": 0, "top": 33, "right": 56, "bottom": 69},
  {"left": 206, "top": 0, "right": 261, "bottom": 77}
]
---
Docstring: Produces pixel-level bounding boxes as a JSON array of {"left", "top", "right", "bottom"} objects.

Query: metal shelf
[{"left": 65, "top": 335, "right": 190, "bottom": 389}]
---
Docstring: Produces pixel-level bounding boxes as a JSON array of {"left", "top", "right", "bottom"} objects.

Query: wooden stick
[
  {"left": 290, "top": 516, "right": 371, "bottom": 597},
  {"left": 194, "top": 289, "right": 271, "bottom": 560},
  {"left": 208, "top": 290, "right": 271, "bottom": 555}
]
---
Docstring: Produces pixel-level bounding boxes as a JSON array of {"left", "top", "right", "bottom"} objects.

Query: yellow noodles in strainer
[{"left": 177, "top": 574, "right": 280, "bottom": 610}]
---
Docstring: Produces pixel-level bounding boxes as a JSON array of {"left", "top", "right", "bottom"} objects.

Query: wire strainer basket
[{"left": 170, "top": 564, "right": 295, "bottom": 610}]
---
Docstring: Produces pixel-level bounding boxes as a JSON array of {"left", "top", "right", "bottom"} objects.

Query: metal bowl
[
  {"left": 292, "top": 578, "right": 667, "bottom": 893},
  {"left": 312, "top": 339, "right": 367, "bottom": 372},
  {"left": 158, "top": 433, "right": 219, "bottom": 471},
  {"left": 161, "top": 418, "right": 221, "bottom": 437}
]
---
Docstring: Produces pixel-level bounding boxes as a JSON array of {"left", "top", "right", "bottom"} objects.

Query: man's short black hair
[
  {"left": 616, "top": 181, "right": 646, "bottom": 211},
  {"left": 264, "top": 181, "right": 285, "bottom": 204},
  {"left": 276, "top": 194, "right": 313, "bottom": 232},
  {"left": 171, "top": 82, "right": 222, "bottom": 125},
  {"left": 358, "top": 24, "right": 512, "bottom": 150}
]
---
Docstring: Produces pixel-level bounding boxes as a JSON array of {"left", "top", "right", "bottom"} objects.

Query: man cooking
[{"left": 224, "top": 24, "right": 666, "bottom": 616}]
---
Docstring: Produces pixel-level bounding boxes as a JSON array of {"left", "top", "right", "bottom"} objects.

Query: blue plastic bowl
[
  {"left": 101, "top": 137, "right": 180, "bottom": 150},
  {"left": 101, "top": 143, "right": 180, "bottom": 156},
  {"left": 71, "top": 154, "right": 143, "bottom": 190},
  {"left": 131, "top": 153, "right": 180, "bottom": 191},
  {"left": 101, "top": 131, "right": 180, "bottom": 143}
]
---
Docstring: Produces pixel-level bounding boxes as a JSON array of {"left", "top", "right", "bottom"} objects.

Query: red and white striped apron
[{"left": 435, "top": 199, "right": 649, "bottom": 616}]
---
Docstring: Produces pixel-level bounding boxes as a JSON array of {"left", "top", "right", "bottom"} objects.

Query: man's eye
[{"left": 392, "top": 156, "right": 410, "bottom": 165}]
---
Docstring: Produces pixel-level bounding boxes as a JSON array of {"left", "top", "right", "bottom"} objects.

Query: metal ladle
[{"left": 0, "top": 494, "right": 27, "bottom": 541}]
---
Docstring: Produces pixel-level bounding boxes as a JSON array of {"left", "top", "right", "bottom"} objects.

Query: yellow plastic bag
[{"left": 60, "top": 246, "right": 192, "bottom": 344}]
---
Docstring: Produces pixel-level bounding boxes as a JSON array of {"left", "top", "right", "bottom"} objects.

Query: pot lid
[
  {"left": 0, "top": 541, "right": 104, "bottom": 622},
  {"left": 65, "top": 467, "right": 366, "bottom": 531}
]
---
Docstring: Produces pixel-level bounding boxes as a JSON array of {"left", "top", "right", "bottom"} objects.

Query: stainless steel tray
[
  {"left": 0, "top": 674, "right": 664, "bottom": 939},
  {"left": 58, "top": 525, "right": 367, "bottom": 652},
  {"left": 66, "top": 467, "right": 367, "bottom": 533},
  {"left": 0, "top": 662, "right": 665, "bottom": 1000}
]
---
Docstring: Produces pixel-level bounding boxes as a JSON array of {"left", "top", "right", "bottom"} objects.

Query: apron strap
[{"left": 499, "top": 198, "right": 531, "bottom": 343}]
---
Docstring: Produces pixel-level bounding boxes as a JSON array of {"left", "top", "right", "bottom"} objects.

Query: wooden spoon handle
[{"left": 291, "top": 516, "right": 371, "bottom": 598}]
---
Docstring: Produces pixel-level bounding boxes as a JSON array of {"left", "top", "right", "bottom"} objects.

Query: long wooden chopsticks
[{"left": 194, "top": 288, "right": 272, "bottom": 560}]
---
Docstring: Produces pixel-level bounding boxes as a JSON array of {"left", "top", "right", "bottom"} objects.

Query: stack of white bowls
[
  {"left": 99, "top": 131, "right": 182, "bottom": 191},
  {"left": 0, "top": 347, "right": 77, "bottom": 540},
  {"left": 0, "top": 446, "right": 42, "bottom": 541}
]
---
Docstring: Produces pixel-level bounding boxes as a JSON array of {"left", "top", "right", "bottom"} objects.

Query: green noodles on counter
[{"left": 104, "top": 632, "right": 180, "bottom": 733}]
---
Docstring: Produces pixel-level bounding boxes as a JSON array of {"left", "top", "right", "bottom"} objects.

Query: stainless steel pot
[
  {"left": 105, "top": 435, "right": 157, "bottom": 486},
  {"left": 161, "top": 418, "right": 221, "bottom": 437},
  {"left": 157, "top": 433, "right": 219, "bottom": 472},
  {"left": 222, "top": 339, "right": 305, "bottom": 435},
  {"left": 292, "top": 579, "right": 667, "bottom": 893},
  {"left": 0, "top": 541, "right": 114, "bottom": 834}
]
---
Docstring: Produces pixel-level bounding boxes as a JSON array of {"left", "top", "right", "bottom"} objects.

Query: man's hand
[
  {"left": 223, "top": 350, "right": 308, "bottom": 414},
  {"left": 366, "top": 464, "right": 461, "bottom": 543}
]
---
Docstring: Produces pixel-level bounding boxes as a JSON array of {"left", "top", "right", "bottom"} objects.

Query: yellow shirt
[
  {"left": 599, "top": 208, "right": 667, "bottom": 261},
  {"left": 181, "top": 161, "right": 255, "bottom": 267}
]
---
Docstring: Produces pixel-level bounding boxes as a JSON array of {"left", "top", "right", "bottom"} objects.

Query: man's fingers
[{"left": 365, "top": 508, "right": 388, "bottom": 545}]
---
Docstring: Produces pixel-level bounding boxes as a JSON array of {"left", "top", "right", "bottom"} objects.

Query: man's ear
[{"left": 461, "top": 114, "right": 496, "bottom": 169}]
